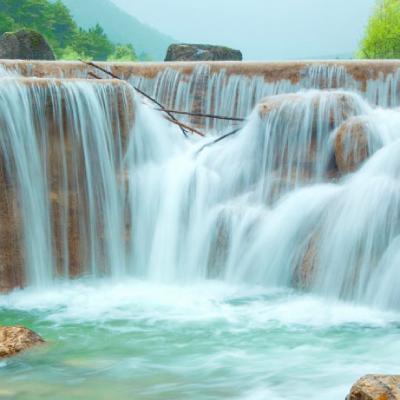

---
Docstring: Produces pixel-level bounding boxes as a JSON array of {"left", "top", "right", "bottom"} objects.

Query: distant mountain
[{"left": 59, "top": 0, "right": 175, "bottom": 60}]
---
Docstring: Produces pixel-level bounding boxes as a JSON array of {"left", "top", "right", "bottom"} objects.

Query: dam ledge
[{"left": 1, "top": 59, "right": 400, "bottom": 82}]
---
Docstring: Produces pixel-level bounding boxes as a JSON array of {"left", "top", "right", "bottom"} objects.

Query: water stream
[{"left": 0, "top": 65, "right": 400, "bottom": 399}]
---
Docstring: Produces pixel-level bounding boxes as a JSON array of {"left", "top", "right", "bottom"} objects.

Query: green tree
[
  {"left": 360, "top": 0, "right": 400, "bottom": 58},
  {"left": 49, "top": 1, "right": 76, "bottom": 48},
  {"left": 108, "top": 44, "right": 137, "bottom": 61},
  {"left": 0, "top": 12, "right": 16, "bottom": 34},
  {"left": 16, "top": 0, "right": 53, "bottom": 35},
  {"left": 0, "top": 0, "right": 25, "bottom": 14},
  {"left": 59, "top": 45, "right": 85, "bottom": 61},
  {"left": 71, "top": 24, "right": 114, "bottom": 61}
]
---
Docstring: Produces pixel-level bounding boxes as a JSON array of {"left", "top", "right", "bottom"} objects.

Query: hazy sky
[{"left": 112, "top": 0, "right": 377, "bottom": 60}]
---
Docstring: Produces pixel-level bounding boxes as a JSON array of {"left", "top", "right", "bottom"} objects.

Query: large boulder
[
  {"left": 0, "top": 29, "right": 55, "bottom": 60},
  {"left": 0, "top": 326, "right": 44, "bottom": 358},
  {"left": 334, "top": 117, "right": 380, "bottom": 174},
  {"left": 165, "top": 44, "right": 242, "bottom": 61},
  {"left": 347, "top": 375, "right": 400, "bottom": 400},
  {"left": 257, "top": 92, "right": 364, "bottom": 180}
]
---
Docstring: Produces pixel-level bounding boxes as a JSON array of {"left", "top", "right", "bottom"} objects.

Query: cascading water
[
  {"left": 126, "top": 87, "right": 400, "bottom": 311},
  {"left": 1, "top": 64, "right": 400, "bottom": 400},
  {"left": 0, "top": 73, "right": 133, "bottom": 287},
  {"left": 129, "top": 63, "right": 400, "bottom": 133}
]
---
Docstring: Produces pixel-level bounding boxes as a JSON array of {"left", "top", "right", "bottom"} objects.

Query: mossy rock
[
  {"left": 165, "top": 44, "right": 242, "bottom": 61},
  {"left": 0, "top": 29, "right": 55, "bottom": 60}
]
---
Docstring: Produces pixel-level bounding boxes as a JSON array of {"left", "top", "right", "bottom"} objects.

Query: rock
[
  {"left": 347, "top": 375, "right": 400, "bottom": 400},
  {"left": 0, "top": 29, "right": 55, "bottom": 60},
  {"left": 257, "top": 92, "right": 364, "bottom": 181},
  {"left": 165, "top": 44, "right": 242, "bottom": 62},
  {"left": 207, "top": 212, "right": 232, "bottom": 278},
  {"left": 335, "top": 117, "right": 380, "bottom": 174},
  {"left": 294, "top": 237, "right": 318, "bottom": 290},
  {"left": 258, "top": 92, "right": 362, "bottom": 122},
  {"left": 0, "top": 326, "right": 45, "bottom": 358}
]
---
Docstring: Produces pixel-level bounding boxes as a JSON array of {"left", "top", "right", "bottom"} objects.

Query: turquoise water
[{"left": 0, "top": 279, "right": 399, "bottom": 400}]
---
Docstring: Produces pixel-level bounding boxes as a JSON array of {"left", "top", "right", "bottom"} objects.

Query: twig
[
  {"left": 165, "top": 117, "right": 205, "bottom": 137},
  {"left": 156, "top": 109, "right": 245, "bottom": 122},
  {"left": 88, "top": 71, "right": 101, "bottom": 79},
  {"left": 80, "top": 59, "right": 120, "bottom": 80},
  {"left": 196, "top": 128, "right": 241, "bottom": 154}
]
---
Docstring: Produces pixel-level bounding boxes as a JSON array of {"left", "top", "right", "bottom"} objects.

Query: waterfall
[
  {"left": 1, "top": 63, "right": 400, "bottom": 311},
  {"left": 0, "top": 72, "right": 133, "bottom": 287},
  {"left": 130, "top": 63, "right": 400, "bottom": 133},
  {"left": 127, "top": 86, "right": 400, "bottom": 309},
  {"left": 0, "top": 77, "right": 54, "bottom": 287}
]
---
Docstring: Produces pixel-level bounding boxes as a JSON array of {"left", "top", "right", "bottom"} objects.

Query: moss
[{"left": 0, "top": 29, "right": 55, "bottom": 60}]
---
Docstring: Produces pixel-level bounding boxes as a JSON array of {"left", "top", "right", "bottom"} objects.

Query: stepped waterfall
[{"left": 1, "top": 62, "right": 400, "bottom": 399}]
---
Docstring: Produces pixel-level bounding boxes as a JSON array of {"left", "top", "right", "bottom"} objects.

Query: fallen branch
[
  {"left": 80, "top": 59, "right": 120, "bottom": 80},
  {"left": 156, "top": 109, "right": 245, "bottom": 122},
  {"left": 165, "top": 117, "right": 205, "bottom": 137},
  {"left": 80, "top": 59, "right": 246, "bottom": 143},
  {"left": 80, "top": 59, "right": 197, "bottom": 137},
  {"left": 196, "top": 128, "right": 241, "bottom": 154},
  {"left": 88, "top": 71, "right": 102, "bottom": 79}
]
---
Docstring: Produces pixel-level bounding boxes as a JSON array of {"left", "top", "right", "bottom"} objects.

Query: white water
[
  {"left": 0, "top": 76, "right": 132, "bottom": 285},
  {"left": 0, "top": 279, "right": 399, "bottom": 399},
  {"left": 131, "top": 64, "right": 400, "bottom": 133},
  {"left": 126, "top": 89, "right": 400, "bottom": 310},
  {"left": 1, "top": 68, "right": 400, "bottom": 308},
  {"left": 1, "top": 65, "right": 400, "bottom": 399}
]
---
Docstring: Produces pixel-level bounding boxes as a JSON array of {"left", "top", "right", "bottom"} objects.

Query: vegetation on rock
[{"left": 0, "top": 0, "right": 137, "bottom": 61}]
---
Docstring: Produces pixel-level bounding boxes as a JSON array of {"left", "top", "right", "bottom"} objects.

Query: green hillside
[
  {"left": 59, "top": 0, "right": 175, "bottom": 60},
  {"left": 0, "top": 0, "right": 138, "bottom": 61}
]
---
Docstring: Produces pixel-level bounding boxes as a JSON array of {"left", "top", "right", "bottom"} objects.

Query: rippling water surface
[{"left": 0, "top": 280, "right": 399, "bottom": 400}]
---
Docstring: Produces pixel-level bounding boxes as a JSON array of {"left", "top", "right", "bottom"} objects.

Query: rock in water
[
  {"left": 0, "top": 29, "right": 55, "bottom": 60},
  {"left": 165, "top": 44, "right": 242, "bottom": 61},
  {"left": 0, "top": 326, "right": 45, "bottom": 358},
  {"left": 347, "top": 375, "right": 400, "bottom": 400},
  {"left": 334, "top": 117, "right": 376, "bottom": 174}
]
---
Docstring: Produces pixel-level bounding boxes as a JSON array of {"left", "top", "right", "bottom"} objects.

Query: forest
[{"left": 0, "top": 0, "right": 138, "bottom": 61}]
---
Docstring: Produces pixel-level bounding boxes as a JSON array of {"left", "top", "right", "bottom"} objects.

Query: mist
[{"left": 112, "top": 0, "right": 376, "bottom": 60}]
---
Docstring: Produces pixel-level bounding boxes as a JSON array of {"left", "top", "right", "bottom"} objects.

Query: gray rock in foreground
[
  {"left": 165, "top": 43, "right": 242, "bottom": 61},
  {"left": 0, "top": 326, "right": 45, "bottom": 358},
  {"left": 347, "top": 375, "right": 400, "bottom": 400},
  {"left": 0, "top": 29, "right": 55, "bottom": 60}
]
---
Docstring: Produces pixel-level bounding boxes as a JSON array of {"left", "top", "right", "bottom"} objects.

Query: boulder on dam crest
[
  {"left": 165, "top": 44, "right": 243, "bottom": 61},
  {"left": 0, "top": 326, "right": 45, "bottom": 358},
  {"left": 0, "top": 29, "right": 55, "bottom": 60}
]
